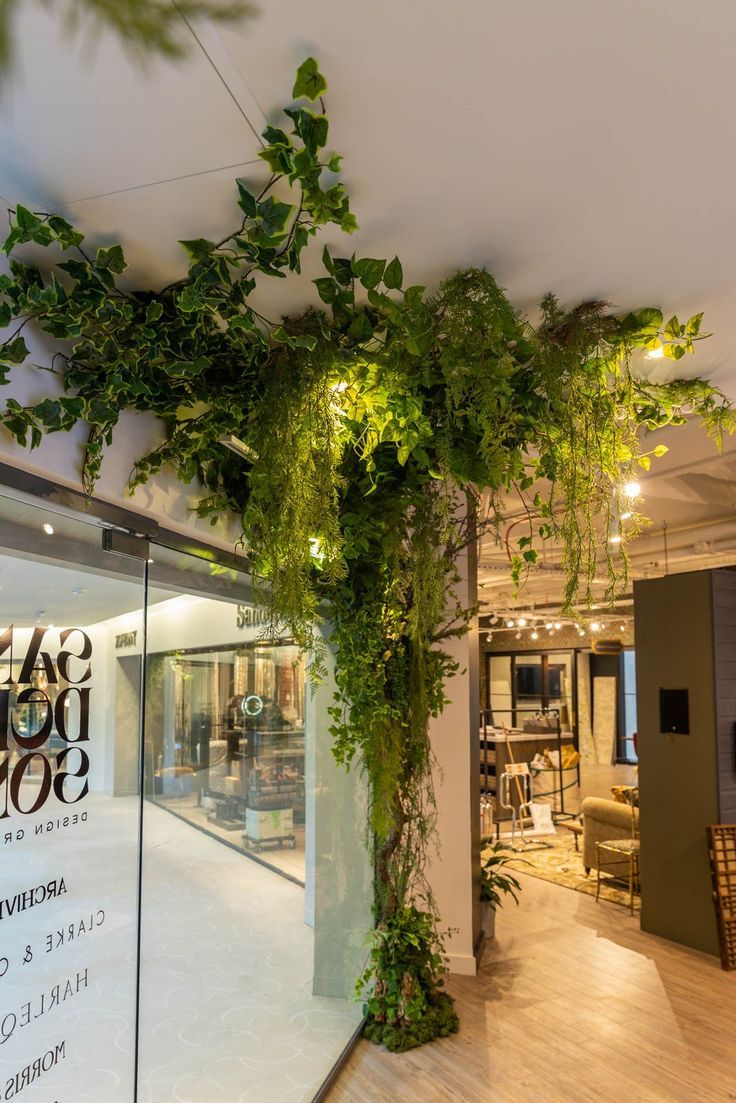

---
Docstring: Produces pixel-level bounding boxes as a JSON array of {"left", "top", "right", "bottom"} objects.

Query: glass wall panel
[
  {"left": 0, "top": 493, "right": 145, "bottom": 1102},
  {"left": 138, "top": 546, "right": 369, "bottom": 1103},
  {"left": 0, "top": 491, "right": 370, "bottom": 1103},
  {"left": 487, "top": 655, "right": 512, "bottom": 726},
  {"left": 621, "top": 649, "right": 638, "bottom": 762}
]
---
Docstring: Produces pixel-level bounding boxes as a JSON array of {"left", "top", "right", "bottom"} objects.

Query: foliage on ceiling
[
  {"left": 0, "top": 59, "right": 732, "bottom": 1050},
  {"left": 0, "top": 0, "right": 255, "bottom": 76}
]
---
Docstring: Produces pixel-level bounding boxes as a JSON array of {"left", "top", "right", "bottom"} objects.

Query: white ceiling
[
  {"left": 2, "top": 0, "right": 736, "bottom": 610},
  {"left": 0, "top": 553, "right": 173, "bottom": 626}
]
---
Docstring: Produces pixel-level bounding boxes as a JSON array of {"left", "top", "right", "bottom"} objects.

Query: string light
[
  {"left": 531, "top": 630, "right": 539, "bottom": 640},
  {"left": 517, "top": 617, "right": 527, "bottom": 627},
  {"left": 507, "top": 619, "right": 515, "bottom": 628}
]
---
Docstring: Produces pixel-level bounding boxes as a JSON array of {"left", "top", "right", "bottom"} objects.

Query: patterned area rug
[{"left": 491, "top": 831, "right": 640, "bottom": 911}]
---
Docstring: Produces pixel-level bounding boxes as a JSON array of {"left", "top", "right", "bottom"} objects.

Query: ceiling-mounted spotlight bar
[{"left": 482, "top": 608, "right": 634, "bottom": 643}]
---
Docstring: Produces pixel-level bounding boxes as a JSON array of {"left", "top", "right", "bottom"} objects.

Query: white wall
[
  {"left": 426, "top": 519, "right": 480, "bottom": 976},
  {"left": 0, "top": 348, "right": 242, "bottom": 552}
]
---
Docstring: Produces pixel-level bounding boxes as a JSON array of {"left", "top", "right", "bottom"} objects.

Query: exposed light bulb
[
  {"left": 620, "top": 623, "right": 626, "bottom": 632},
  {"left": 531, "top": 630, "right": 539, "bottom": 640},
  {"left": 486, "top": 632, "right": 493, "bottom": 642},
  {"left": 507, "top": 619, "right": 515, "bottom": 628},
  {"left": 545, "top": 622, "right": 553, "bottom": 630},
  {"left": 515, "top": 630, "right": 522, "bottom": 640},
  {"left": 42, "top": 522, "right": 54, "bottom": 535},
  {"left": 591, "top": 621, "right": 601, "bottom": 631},
  {"left": 554, "top": 622, "right": 561, "bottom": 630},
  {"left": 646, "top": 346, "right": 665, "bottom": 359},
  {"left": 517, "top": 617, "right": 527, "bottom": 627},
  {"left": 579, "top": 629, "right": 585, "bottom": 637},
  {"left": 623, "top": 480, "right": 641, "bottom": 498}
]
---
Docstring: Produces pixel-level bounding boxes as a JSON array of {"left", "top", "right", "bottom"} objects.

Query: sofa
[{"left": 580, "top": 796, "right": 639, "bottom": 876}]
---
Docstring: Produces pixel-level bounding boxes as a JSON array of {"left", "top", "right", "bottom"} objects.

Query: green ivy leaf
[
  {"left": 686, "top": 312, "right": 704, "bottom": 337},
  {"left": 292, "top": 57, "right": 327, "bottom": 101},
  {"left": 47, "top": 215, "right": 84, "bottom": 249},
  {"left": 664, "top": 315, "right": 681, "bottom": 340},
  {"left": 292, "top": 334, "right": 318, "bottom": 350},
  {"left": 15, "top": 205, "right": 39, "bottom": 232},
  {"left": 95, "top": 245, "right": 127, "bottom": 274},
  {"left": 258, "top": 197, "right": 295, "bottom": 235},
  {"left": 145, "top": 301, "right": 164, "bottom": 323},
  {"left": 634, "top": 307, "right": 663, "bottom": 332},
  {"left": 1, "top": 336, "right": 28, "bottom": 364},
  {"left": 237, "top": 182, "right": 258, "bottom": 218},
  {"left": 404, "top": 285, "right": 426, "bottom": 307},
  {"left": 383, "top": 257, "right": 403, "bottom": 291},
  {"left": 355, "top": 258, "right": 386, "bottom": 290},
  {"left": 262, "top": 125, "right": 291, "bottom": 147},
  {"left": 314, "top": 277, "right": 338, "bottom": 304},
  {"left": 180, "top": 238, "right": 216, "bottom": 262}
]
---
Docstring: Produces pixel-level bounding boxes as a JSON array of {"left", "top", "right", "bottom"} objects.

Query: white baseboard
[{"left": 446, "top": 952, "right": 478, "bottom": 976}]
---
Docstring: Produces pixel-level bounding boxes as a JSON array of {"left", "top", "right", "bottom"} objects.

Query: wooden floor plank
[{"left": 326, "top": 871, "right": 736, "bottom": 1103}]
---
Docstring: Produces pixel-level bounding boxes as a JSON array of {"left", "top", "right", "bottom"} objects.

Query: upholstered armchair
[{"left": 581, "top": 796, "right": 639, "bottom": 876}]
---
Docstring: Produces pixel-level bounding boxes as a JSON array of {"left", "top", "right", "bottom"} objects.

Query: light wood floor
[{"left": 327, "top": 871, "right": 736, "bottom": 1103}]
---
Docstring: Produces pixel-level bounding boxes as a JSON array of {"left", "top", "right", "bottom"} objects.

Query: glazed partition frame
[{"left": 0, "top": 482, "right": 371, "bottom": 1103}]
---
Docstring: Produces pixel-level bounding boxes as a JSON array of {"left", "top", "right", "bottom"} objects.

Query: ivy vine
[{"left": 1, "top": 59, "right": 733, "bottom": 1051}]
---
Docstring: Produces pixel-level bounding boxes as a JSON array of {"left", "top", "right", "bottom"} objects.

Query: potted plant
[{"left": 480, "top": 840, "right": 522, "bottom": 939}]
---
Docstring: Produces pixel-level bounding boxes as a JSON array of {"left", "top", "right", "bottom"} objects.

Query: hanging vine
[{"left": 0, "top": 59, "right": 733, "bottom": 1051}]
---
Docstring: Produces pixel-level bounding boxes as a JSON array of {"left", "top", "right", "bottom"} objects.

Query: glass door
[{"left": 0, "top": 493, "right": 146, "bottom": 1101}]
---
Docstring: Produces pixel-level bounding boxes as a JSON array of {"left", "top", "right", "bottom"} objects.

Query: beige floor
[
  {"left": 327, "top": 871, "right": 735, "bottom": 1103},
  {"left": 155, "top": 795, "right": 307, "bottom": 880}
]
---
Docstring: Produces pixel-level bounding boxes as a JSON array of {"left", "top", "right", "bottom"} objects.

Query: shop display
[{"left": 147, "top": 641, "right": 306, "bottom": 860}]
